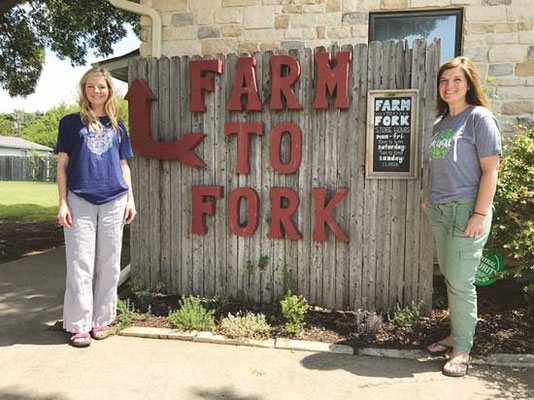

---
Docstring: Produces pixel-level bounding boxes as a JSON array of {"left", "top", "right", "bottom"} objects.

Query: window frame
[{"left": 368, "top": 9, "right": 464, "bottom": 59}]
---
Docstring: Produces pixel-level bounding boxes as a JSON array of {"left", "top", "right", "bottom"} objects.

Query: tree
[
  {"left": 0, "top": 0, "right": 139, "bottom": 97},
  {"left": 0, "top": 110, "right": 42, "bottom": 136},
  {"left": 0, "top": 114, "right": 15, "bottom": 136},
  {"left": 22, "top": 103, "right": 78, "bottom": 148}
]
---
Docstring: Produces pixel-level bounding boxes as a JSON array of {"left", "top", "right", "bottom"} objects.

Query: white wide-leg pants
[{"left": 62, "top": 191, "right": 127, "bottom": 334}]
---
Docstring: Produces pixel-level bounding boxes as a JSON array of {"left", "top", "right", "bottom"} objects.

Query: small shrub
[
  {"left": 220, "top": 312, "right": 271, "bottom": 340},
  {"left": 355, "top": 309, "right": 383, "bottom": 336},
  {"left": 116, "top": 298, "right": 146, "bottom": 330},
  {"left": 280, "top": 290, "right": 308, "bottom": 334},
  {"left": 168, "top": 296, "right": 215, "bottom": 331},
  {"left": 390, "top": 301, "right": 424, "bottom": 333}
]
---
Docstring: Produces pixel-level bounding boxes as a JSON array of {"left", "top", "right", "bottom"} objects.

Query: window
[{"left": 369, "top": 9, "right": 463, "bottom": 65}]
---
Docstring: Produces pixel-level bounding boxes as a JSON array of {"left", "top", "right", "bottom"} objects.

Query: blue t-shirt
[{"left": 56, "top": 113, "right": 134, "bottom": 205}]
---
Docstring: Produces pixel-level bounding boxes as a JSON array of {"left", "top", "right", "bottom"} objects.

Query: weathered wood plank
[
  {"left": 375, "top": 41, "right": 394, "bottom": 311},
  {"left": 158, "top": 57, "right": 172, "bottom": 292},
  {"left": 127, "top": 59, "right": 139, "bottom": 283},
  {"left": 169, "top": 56, "right": 182, "bottom": 295},
  {"left": 248, "top": 51, "right": 263, "bottom": 303},
  {"left": 362, "top": 41, "right": 382, "bottom": 310},
  {"left": 418, "top": 39, "right": 440, "bottom": 313},
  {"left": 321, "top": 45, "right": 338, "bottom": 310},
  {"left": 348, "top": 43, "right": 367, "bottom": 310},
  {"left": 297, "top": 47, "right": 313, "bottom": 300},
  {"left": 190, "top": 55, "right": 205, "bottom": 297},
  {"left": 135, "top": 58, "right": 151, "bottom": 286},
  {"left": 333, "top": 45, "right": 353, "bottom": 309},
  {"left": 214, "top": 53, "right": 228, "bottom": 298},
  {"left": 148, "top": 58, "right": 161, "bottom": 287},
  {"left": 404, "top": 39, "right": 427, "bottom": 305},
  {"left": 225, "top": 52, "right": 239, "bottom": 300},
  {"left": 180, "top": 55, "right": 193, "bottom": 296},
  {"left": 310, "top": 46, "right": 326, "bottom": 306},
  {"left": 285, "top": 48, "right": 300, "bottom": 299},
  {"left": 260, "top": 51, "right": 274, "bottom": 304},
  {"left": 272, "top": 49, "right": 287, "bottom": 303},
  {"left": 202, "top": 54, "right": 218, "bottom": 298},
  {"left": 388, "top": 41, "right": 408, "bottom": 308}
]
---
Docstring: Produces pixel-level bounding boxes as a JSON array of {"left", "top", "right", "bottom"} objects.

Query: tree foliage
[
  {"left": 0, "top": 114, "right": 15, "bottom": 136},
  {"left": 22, "top": 103, "right": 78, "bottom": 148},
  {"left": 0, "top": 110, "right": 42, "bottom": 137},
  {"left": 0, "top": 0, "right": 139, "bottom": 97}
]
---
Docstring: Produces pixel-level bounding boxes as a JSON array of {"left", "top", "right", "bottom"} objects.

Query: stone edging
[{"left": 118, "top": 326, "right": 534, "bottom": 368}]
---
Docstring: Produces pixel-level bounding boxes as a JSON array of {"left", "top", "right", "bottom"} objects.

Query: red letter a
[{"left": 227, "top": 57, "right": 262, "bottom": 111}]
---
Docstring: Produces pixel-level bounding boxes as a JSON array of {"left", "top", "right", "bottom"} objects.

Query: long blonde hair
[
  {"left": 78, "top": 67, "right": 121, "bottom": 135},
  {"left": 436, "top": 56, "right": 490, "bottom": 117}
]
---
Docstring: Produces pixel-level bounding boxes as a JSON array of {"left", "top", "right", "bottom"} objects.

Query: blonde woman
[
  {"left": 424, "top": 57, "right": 501, "bottom": 377},
  {"left": 56, "top": 67, "right": 136, "bottom": 347}
]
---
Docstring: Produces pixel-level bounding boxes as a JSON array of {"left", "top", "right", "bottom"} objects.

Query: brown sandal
[{"left": 442, "top": 356, "right": 470, "bottom": 378}]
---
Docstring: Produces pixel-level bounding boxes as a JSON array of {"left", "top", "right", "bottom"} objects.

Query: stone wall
[{"left": 139, "top": 0, "right": 534, "bottom": 133}]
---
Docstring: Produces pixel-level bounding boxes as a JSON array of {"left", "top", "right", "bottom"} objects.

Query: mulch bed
[
  {"left": 0, "top": 219, "right": 64, "bottom": 262},
  {"left": 120, "top": 276, "right": 533, "bottom": 356}
]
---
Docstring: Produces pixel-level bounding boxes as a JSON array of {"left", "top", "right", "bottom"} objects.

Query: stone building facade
[{"left": 138, "top": 0, "right": 534, "bottom": 134}]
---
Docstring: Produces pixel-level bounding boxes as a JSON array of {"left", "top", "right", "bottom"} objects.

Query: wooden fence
[
  {"left": 128, "top": 39, "right": 439, "bottom": 312},
  {"left": 0, "top": 155, "right": 56, "bottom": 182}
]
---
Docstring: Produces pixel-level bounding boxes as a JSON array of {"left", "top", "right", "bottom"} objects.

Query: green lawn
[{"left": 0, "top": 181, "right": 58, "bottom": 221}]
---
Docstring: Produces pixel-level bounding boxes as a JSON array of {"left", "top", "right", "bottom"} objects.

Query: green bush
[
  {"left": 490, "top": 125, "right": 534, "bottom": 308},
  {"left": 390, "top": 301, "right": 424, "bottom": 333},
  {"left": 168, "top": 296, "right": 215, "bottom": 331},
  {"left": 116, "top": 298, "right": 147, "bottom": 330},
  {"left": 220, "top": 312, "right": 271, "bottom": 340},
  {"left": 280, "top": 290, "right": 308, "bottom": 334}
]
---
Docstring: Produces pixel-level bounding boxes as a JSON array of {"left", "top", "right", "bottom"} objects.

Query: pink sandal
[
  {"left": 70, "top": 332, "right": 91, "bottom": 348},
  {"left": 426, "top": 342, "right": 453, "bottom": 356},
  {"left": 91, "top": 326, "right": 110, "bottom": 340}
]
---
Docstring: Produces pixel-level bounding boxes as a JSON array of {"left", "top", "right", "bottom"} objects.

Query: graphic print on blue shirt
[
  {"left": 85, "top": 126, "right": 114, "bottom": 156},
  {"left": 56, "top": 113, "right": 134, "bottom": 205}
]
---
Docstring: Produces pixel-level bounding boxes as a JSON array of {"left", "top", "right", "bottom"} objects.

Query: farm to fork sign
[{"left": 125, "top": 52, "right": 356, "bottom": 243}]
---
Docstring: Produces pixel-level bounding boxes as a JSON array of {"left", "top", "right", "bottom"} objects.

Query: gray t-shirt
[{"left": 429, "top": 105, "right": 501, "bottom": 203}]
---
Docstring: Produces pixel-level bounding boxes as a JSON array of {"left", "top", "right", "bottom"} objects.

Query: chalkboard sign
[{"left": 366, "top": 89, "right": 419, "bottom": 179}]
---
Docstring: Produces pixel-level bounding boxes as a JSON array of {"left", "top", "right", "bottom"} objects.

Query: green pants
[{"left": 425, "top": 197, "right": 492, "bottom": 354}]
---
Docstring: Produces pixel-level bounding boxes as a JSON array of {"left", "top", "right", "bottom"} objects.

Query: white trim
[{"left": 108, "top": 0, "right": 162, "bottom": 58}]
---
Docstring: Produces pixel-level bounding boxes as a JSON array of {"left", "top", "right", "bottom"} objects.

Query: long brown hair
[
  {"left": 78, "top": 67, "right": 121, "bottom": 135},
  {"left": 436, "top": 56, "right": 490, "bottom": 117}
]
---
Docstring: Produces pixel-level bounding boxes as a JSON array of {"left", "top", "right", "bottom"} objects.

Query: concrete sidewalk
[{"left": 1, "top": 248, "right": 532, "bottom": 400}]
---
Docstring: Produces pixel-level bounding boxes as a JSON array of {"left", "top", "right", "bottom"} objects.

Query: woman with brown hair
[
  {"left": 424, "top": 57, "right": 501, "bottom": 377},
  {"left": 56, "top": 67, "right": 136, "bottom": 347}
]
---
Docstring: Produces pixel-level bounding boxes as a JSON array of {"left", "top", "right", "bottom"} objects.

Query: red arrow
[{"left": 124, "top": 77, "right": 206, "bottom": 167}]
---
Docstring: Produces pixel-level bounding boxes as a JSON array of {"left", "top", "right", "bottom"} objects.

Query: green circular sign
[{"left": 475, "top": 246, "right": 504, "bottom": 286}]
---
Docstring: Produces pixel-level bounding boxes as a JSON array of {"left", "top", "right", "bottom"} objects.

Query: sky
[{"left": 0, "top": 28, "right": 140, "bottom": 114}]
